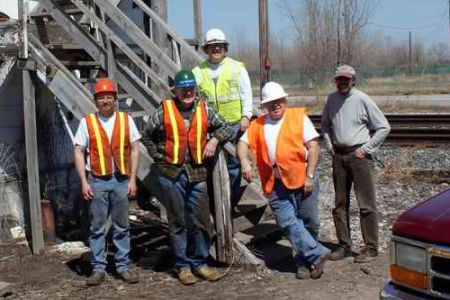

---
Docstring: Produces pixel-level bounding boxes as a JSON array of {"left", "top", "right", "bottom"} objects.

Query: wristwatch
[{"left": 306, "top": 173, "right": 314, "bottom": 179}]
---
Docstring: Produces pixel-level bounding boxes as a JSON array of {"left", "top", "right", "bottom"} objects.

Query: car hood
[{"left": 392, "top": 188, "right": 450, "bottom": 246}]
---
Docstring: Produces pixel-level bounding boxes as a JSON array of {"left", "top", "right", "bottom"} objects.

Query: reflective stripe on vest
[
  {"left": 247, "top": 108, "right": 307, "bottom": 194},
  {"left": 162, "top": 99, "right": 208, "bottom": 165},
  {"left": 192, "top": 57, "right": 243, "bottom": 123},
  {"left": 85, "top": 112, "right": 131, "bottom": 176}
]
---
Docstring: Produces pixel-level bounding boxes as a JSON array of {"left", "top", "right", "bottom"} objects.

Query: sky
[
  {"left": 0, "top": 0, "right": 448, "bottom": 47},
  {"left": 167, "top": 0, "right": 450, "bottom": 48}
]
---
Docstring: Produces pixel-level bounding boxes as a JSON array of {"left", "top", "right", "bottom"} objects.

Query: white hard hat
[
  {"left": 203, "top": 28, "right": 228, "bottom": 46},
  {"left": 261, "top": 82, "right": 288, "bottom": 104}
]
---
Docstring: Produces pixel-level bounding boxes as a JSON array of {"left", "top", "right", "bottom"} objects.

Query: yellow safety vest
[{"left": 192, "top": 57, "right": 243, "bottom": 123}]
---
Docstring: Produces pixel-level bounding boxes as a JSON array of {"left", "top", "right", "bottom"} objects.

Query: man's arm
[
  {"left": 238, "top": 67, "right": 253, "bottom": 131},
  {"left": 320, "top": 98, "right": 334, "bottom": 154},
  {"left": 203, "top": 107, "right": 233, "bottom": 158},
  {"left": 127, "top": 140, "right": 139, "bottom": 198},
  {"left": 142, "top": 108, "right": 165, "bottom": 161},
  {"left": 237, "top": 140, "right": 253, "bottom": 181},
  {"left": 74, "top": 145, "right": 93, "bottom": 200},
  {"left": 360, "top": 97, "right": 391, "bottom": 155},
  {"left": 304, "top": 138, "right": 319, "bottom": 193}
]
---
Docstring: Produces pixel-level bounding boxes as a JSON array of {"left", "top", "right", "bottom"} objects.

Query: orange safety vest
[
  {"left": 162, "top": 99, "right": 208, "bottom": 165},
  {"left": 247, "top": 108, "right": 307, "bottom": 194},
  {"left": 85, "top": 112, "right": 131, "bottom": 176}
]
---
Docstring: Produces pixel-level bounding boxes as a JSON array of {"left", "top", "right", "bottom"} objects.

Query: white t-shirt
[
  {"left": 74, "top": 112, "right": 141, "bottom": 171},
  {"left": 240, "top": 114, "right": 319, "bottom": 166}
]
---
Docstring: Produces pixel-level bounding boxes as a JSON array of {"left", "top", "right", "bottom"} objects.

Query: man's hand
[
  {"left": 355, "top": 147, "right": 366, "bottom": 159},
  {"left": 81, "top": 182, "right": 94, "bottom": 201},
  {"left": 304, "top": 177, "right": 314, "bottom": 194},
  {"left": 203, "top": 137, "right": 219, "bottom": 158},
  {"left": 127, "top": 179, "right": 137, "bottom": 198},
  {"left": 239, "top": 116, "right": 250, "bottom": 132},
  {"left": 241, "top": 158, "right": 253, "bottom": 181}
]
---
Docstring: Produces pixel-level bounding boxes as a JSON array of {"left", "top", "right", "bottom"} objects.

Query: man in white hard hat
[
  {"left": 192, "top": 28, "right": 253, "bottom": 207},
  {"left": 322, "top": 65, "right": 390, "bottom": 263},
  {"left": 237, "top": 82, "right": 330, "bottom": 280}
]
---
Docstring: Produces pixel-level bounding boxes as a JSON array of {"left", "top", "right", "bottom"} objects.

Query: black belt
[{"left": 334, "top": 144, "right": 363, "bottom": 155}]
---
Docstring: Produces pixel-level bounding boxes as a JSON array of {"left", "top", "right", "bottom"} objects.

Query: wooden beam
[
  {"left": 0, "top": 281, "right": 12, "bottom": 297},
  {"left": 258, "top": 0, "right": 270, "bottom": 91},
  {"left": 70, "top": 0, "right": 172, "bottom": 93},
  {"left": 22, "top": 67, "right": 45, "bottom": 254},
  {"left": 212, "top": 150, "right": 233, "bottom": 263},
  {"left": 18, "top": 0, "right": 29, "bottom": 59},
  {"left": 132, "top": 0, "right": 204, "bottom": 63},
  {"left": 90, "top": 0, "right": 179, "bottom": 77}
]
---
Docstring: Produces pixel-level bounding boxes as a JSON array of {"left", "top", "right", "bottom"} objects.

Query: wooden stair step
[{"left": 0, "top": 281, "right": 12, "bottom": 297}]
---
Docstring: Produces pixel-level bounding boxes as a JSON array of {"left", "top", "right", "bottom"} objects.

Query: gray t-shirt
[{"left": 321, "top": 88, "right": 390, "bottom": 154}]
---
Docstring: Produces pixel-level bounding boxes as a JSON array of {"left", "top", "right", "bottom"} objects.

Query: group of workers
[{"left": 73, "top": 28, "right": 391, "bottom": 286}]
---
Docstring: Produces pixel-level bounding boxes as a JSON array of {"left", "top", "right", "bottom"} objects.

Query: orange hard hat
[{"left": 94, "top": 78, "right": 117, "bottom": 96}]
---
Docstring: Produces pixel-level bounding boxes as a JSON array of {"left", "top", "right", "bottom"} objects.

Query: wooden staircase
[{"left": 28, "top": 0, "right": 271, "bottom": 266}]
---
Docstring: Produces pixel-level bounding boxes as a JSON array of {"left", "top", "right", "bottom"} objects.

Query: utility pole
[
  {"left": 193, "top": 0, "right": 202, "bottom": 51},
  {"left": 408, "top": 31, "right": 412, "bottom": 75},
  {"left": 258, "top": 0, "right": 270, "bottom": 93}
]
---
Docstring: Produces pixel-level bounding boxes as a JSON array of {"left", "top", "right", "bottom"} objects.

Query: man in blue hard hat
[{"left": 143, "top": 70, "right": 232, "bottom": 285}]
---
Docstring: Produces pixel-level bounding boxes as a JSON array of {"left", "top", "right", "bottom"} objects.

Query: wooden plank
[
  {"left": 212, "top": 150, "right": 233, "bottom": 263},
  {"left": 70, "top": 0, "right": 172, "bottom": 94},
  {"left": 22, "top": 68, "right": 45, "bottom": 254},
  {"left": 232, "top": 238, "right": 265, "bottom": 269},
  {"left": 132, "top": 0, "right": 204, "bottom": 63},
  {"left": 39, "top": 0, "right": 106, "bottom": 63},
  {"left": 0, "top": 281, "right": 12, "bottom": 297},
  {"left": 18, "top": 0, "right": 29, "bottom": 59},
  {"left": 91, "top": 0, "right": 179, "bottom": 77}
]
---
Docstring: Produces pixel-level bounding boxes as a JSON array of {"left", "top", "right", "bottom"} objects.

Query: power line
[{"left": 368, "top": 17, "right": 447, "bottom": 31}]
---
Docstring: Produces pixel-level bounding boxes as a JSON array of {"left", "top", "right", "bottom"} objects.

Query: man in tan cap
[{"left": 321, "top": 65, "right": 390, "bottom": 263}]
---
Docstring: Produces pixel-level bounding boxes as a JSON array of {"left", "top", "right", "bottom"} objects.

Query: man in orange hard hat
[
  {"left": 237, "top": 82, "right": 330, "bottom": 280},
  {"left": 74, "top": 78, "right": 141, "bottom": 286}
]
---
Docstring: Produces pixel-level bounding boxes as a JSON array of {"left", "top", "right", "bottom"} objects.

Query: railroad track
[{"left": 309, "top": 114, "right": 450, "bottom": 144}]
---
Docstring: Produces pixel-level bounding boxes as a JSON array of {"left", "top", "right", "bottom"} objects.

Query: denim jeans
[
  {"left": 332, "top": 153, "right": 378, "bottom": 252},
  {"left": 227, "top": 124, "right": 243, "bottom": 206},
  {"left": 153, "top": 170, "right": 212, "bottom": 271},
  {"left": 88, "top": 174, "right": 130, "bottom": 273},
  {"left": 268, "top": 178, "right": 329, "bottom": 268}
]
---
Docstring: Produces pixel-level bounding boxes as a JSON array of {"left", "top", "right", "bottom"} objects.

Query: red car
[{"left": 381, "top": 188, "right": 450, "bottom": 299}]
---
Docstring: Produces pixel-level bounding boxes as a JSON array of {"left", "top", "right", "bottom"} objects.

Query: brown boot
[
  {"left": 195, "top": 266, "right": 222, "bottom": 282},
  {"left": 296, "top": 266, "right": 310, "bottom": 280},
  {"left": 86, "top": 272, "right": 106, "bottom": 286},
  {"left": 118, "top": 270, "right": 139, "bottom": 284},
  {"left": 311, "top": 252, "right": 331, "bottom": 279},
  {"left": 354, "top": 248, "right": 377, "bottom": 263},
  {"left": 330, "top": 247, "right": 352, "bottom": 261},
  {"left": 178, "top": 269, "right": 197, "bottom": 285}
]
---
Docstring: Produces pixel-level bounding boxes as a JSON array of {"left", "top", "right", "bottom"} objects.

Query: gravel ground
[{"left": 0, "top": 145, "right": 449, "bottom": 300}]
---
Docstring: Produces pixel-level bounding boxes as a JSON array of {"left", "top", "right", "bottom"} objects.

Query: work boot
[
  {"left": 354, "top": 248, "right": 377, "bottom": 263},
  {"left": 310, "top": 252, "right": 331, "bottom": 279},
  {"left": 330, "top": 247, "right": 352, "bottom": 261},
  {"left": 195, "top": 266, "right": 222, "bottom": 282},
  {"left": 118, "top": 270, "right": 139, "bottom": 284},
  {"left": 178, "top": 269, "right": 197, "bottom": 285},
  {"left": 86, "top": 272, "right": 106, "bottom": 286},
  {"left": 296, "top": 266, "right": 310, "bottom": 280}
]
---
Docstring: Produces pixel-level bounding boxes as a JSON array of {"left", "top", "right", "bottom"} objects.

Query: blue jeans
[
  {"left": 154, "top": 170, "right": 212, "bottom": 271},
  {"left": 88, "top": 174, "right": 131, "bottom": 273},
  {"left": 268, "top": 178, "right": 329, "bottom": 269},
  {"left": 228, "top": 124, "right": 242, "bottom": 206}
]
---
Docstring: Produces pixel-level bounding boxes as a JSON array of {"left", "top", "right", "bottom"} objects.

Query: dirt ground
[{"left": 0, "top": 239, "right": 390, "bottom": 300}]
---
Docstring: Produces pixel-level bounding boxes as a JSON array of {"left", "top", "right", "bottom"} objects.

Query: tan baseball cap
[{"left": 334, "top": 65, "right": 356, "bottom": 78}]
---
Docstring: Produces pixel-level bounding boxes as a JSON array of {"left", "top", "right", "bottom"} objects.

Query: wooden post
[
  {"left": 19, "top": 0, "right": 45, "bottom": 255},
  {"left": 258, "top": 0, "right": 270, "bottom": 92},
  {"left": 193, "top": 0, "right": 202, "bottom": 50},
  {"left": 212, "top": 149, "right": 233, "bottom": 263}
]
